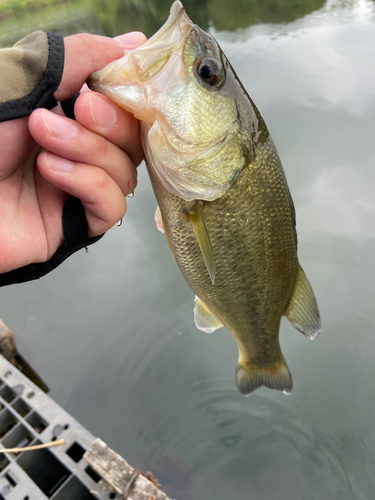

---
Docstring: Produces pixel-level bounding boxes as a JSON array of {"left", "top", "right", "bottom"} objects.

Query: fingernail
[
  {"left": 41, "top": 109, "right": 78, "bottom": 139},
  {"left": 89, "top": 93, "right": 116, "bottom": 128},
  {"left": 43, "top": 152, "right": 75, "bottom": 172},
  {"left": 115, "top": 31, "right": 147, "bottom": 49}
]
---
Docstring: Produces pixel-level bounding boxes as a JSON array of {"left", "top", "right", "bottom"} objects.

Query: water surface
[{"left": 1, "top": 1, "right": 375, "bottom": 498}]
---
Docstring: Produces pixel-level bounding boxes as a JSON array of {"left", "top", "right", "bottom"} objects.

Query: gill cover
[{"left": 88, "top": 1, "right": 247, "bottom": 202}]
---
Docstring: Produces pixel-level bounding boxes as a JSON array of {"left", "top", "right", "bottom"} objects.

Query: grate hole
[
  {"left": 2, "top": 424, "right": 34, "bottom": 457},
  {"left": 26, "top": 411, "right": 48, "bottom": 434},
  {"left": 11, "top": 398, "right": 31, "bottom": 418},
  {"left": 16, "top": 441, "right": 70, "bottom": 497},
  {"left": 0, "top": 455, "right": 10, "bottom": 473},
  {"left": 4, "top": 472, "right": 17, "bottom": 488},
  {"left": 0, "top": 409, "right": 18, "bottom": 438},
  {"left": 85, "top": 465, "right": 101, "bottom": 483},
  {"left": 66, "top": 442, "right": 85, "bottom": 463},
  {"left": 0, "top": 385, "right": 16, "bottom": 403},
  {"left": 53, "top": 475, "right": 98, "bottom": 499}
]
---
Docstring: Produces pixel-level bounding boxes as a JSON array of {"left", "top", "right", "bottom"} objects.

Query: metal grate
[{"left": 0, "top": 355, "right": 119, "bottom": 499}]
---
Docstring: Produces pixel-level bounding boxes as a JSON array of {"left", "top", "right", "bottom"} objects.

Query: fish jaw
[{"left": 87, "top": 1, "right": 192, "bottom": 123}]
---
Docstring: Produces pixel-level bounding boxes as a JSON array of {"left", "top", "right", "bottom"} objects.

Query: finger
[
  {"left": 55, "top": 32, "right": 147, "bottom": 102},
  {"left": 37, "top": 152, "right": 127, "bottom": 237},
  {"left": 0, "top": 117, "right": 35, "bottom": 179},
  {"left": 29, "top": 109, "right": 137, "bottom": 196},
  {"left": 74, "top": 92, "right": 144, "bottom": 166}
]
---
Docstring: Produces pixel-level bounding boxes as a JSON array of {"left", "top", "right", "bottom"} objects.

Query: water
[{"left": 1, "top": 0, "right": 375, "bottom": 498}]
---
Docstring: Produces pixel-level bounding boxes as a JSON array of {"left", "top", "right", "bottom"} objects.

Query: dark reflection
[
  {"left": 90, "top": 0, "right": 209, "bottom": 38},
  {"left": 88, "top": 0, "right": 326, "bottom": 37},
  {"left": 206, "top": 0, "right": 326, "bottom": 31},
  {"left": 0, "top": 0, "right": 328, "bottom": 47}
]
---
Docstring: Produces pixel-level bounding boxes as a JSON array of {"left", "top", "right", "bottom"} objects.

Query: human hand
[{"left": 0, "top": 32, "right": 146, "bottom": 274}]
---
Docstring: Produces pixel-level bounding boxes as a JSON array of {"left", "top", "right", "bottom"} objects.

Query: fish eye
[{"left": 197, "top": 58, "right": 221, "bottom": 86}]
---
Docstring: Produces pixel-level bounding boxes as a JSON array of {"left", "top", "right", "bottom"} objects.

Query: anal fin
[
  {"left": 284, "top": 264, "right": 321, "bottom": 340},
  {"left": 194, "top": 296, "right": 223, "bottom": 333}
]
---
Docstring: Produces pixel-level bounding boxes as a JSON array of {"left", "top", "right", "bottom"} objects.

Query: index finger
[
  {"left": 74, "top": 92, "right": 144, "bottom": 167},
  {"left": 55, "top": 32, "right": 146, "bottom": 102}
]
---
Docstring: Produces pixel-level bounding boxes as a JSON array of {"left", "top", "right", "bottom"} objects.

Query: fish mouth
[
  {"left": 87, "top": 1, "right": 193, "bottom": 114},
  {"left": 125, "top": 0, "right": 193, "bottom": 82}
]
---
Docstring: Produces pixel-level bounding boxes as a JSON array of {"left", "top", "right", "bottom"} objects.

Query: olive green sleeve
[
  {"left": 0, "top": 31, "right": 64, "bottom": 121},
  {"left": 0, "top": 31, "right": 104, "bottom": 287}
]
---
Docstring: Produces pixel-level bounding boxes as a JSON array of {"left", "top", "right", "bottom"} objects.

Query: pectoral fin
[
  {"left": 284, "top": 264, "right": 321, "bottom": 340},
  {"left": 194, "top": 296, "right": 223, "bottom": 333},
  {"left": 154, "top": 205, "right": 164, "bottom": 233},
  {"left": 188, "top": 201, "right": 216, "bottom": 284},
  {"left": 155, "top": 205, "right": 175, "bottom": 261}
]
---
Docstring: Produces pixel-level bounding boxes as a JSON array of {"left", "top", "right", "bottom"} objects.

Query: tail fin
[{"left": 235, "top": 357, "right": 293, "bottom": 396}]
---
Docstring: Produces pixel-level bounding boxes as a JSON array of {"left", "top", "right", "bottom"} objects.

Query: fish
[{"left": 87, "top": 1, "right": 321, "bottom": 395}]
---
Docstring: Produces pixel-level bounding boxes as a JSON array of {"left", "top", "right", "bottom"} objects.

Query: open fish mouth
[{"left": 88, "top": 1, "right": 193, "bottom": 98}]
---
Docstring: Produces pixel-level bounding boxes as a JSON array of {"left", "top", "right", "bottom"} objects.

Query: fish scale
[
  {"left": 159, "top": 83, "right": 236, "bottom": 143},
  {"left": 149, "top": 135, "right": 297, "bottom": 367}
]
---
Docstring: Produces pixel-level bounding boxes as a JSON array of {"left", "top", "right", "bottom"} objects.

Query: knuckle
[
  {"left": 93, "top": 167, "right": 111, "bottom": 192},
  {"left": 95, "top": 136, "right": 110, "bottom": 158},
  {"left": 100, "top": 197, "right": 127, "bottom": 227}
]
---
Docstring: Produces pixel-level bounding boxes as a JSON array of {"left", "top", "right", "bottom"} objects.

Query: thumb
[{"left": 54, "top": 32, "right": 146, "bottom": 102}]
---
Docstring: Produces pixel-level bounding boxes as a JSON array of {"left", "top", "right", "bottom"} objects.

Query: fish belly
[{"left": 147, "top": 139, "right": 298, "bottom": 369}]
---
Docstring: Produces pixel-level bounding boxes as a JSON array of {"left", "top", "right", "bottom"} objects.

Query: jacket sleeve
[
  {"left": 0, "top": 31, "right": 64, "bottom": 121},
  {"left": 0, "top": 32, "right": 103, "bottom": 287}
]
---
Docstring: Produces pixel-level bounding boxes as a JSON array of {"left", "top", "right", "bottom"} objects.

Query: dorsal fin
[
  {"left": 284, "top": 264, "right": 321, "bottom": 340},
  {"left": 194, "top": 296, "right": 223, "bottom": 333},
  {"left": 187, "top": 201, "right": 216, "bottom": 284}
]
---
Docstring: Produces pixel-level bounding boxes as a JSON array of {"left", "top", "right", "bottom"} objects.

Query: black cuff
[
  {"left": 0, "top": 33, "right": 105, "bottom": 287},
  {"left": 0, "top": 32, "right": 64, "bottom": 122},
  {"left": 60, "top": 92, "right": 80, "bottom": 120},
  {"left": 0, "top": 197, "right": 104, "bottom": 287}
]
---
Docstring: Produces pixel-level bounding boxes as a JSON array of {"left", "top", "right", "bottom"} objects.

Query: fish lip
[
  {"left": 88, "top": 1, "right": 191, "bottom": 86},
  {"left": 88, "top": 1, "right": 192, "bottom": 86},
  {"left": 143, "top": 1, "right": 191, "bottom": 48}
]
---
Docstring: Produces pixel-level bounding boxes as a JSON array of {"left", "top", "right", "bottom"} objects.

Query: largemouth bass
[{"left": 88, "top": 1, "right": 321, "bottom": 395}]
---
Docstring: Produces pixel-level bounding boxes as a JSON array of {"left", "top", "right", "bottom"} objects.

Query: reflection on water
[
  {"left": 1, "top": 0, "right": 371, "bottom": 45},
  {"left": 1, "top": 0, "right": 375, "bottom": 499},
  {"left": 299, "top": 166, "right": 375, "bottom": 240}
]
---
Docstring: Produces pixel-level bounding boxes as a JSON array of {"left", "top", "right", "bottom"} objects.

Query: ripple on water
[{"left": 131, "top": 374, "right": 375, "bottom": 500}]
